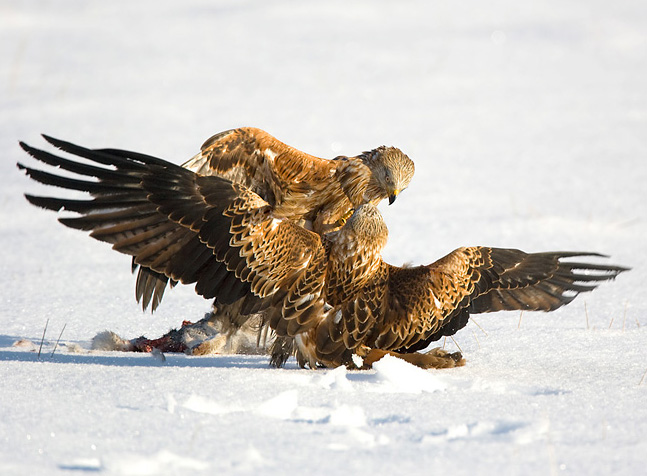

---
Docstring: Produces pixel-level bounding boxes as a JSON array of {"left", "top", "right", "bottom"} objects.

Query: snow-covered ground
[{"left": 1, "top": 1, "right": 645, "bottom": 474}]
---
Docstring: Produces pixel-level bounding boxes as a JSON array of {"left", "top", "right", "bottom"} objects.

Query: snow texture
[{"left": 1, "top": 1, "right": 645, "bottom": 475}]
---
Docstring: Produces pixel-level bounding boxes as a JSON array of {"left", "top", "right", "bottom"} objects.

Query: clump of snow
[
  {"left": 317, "top": 364, "right": 354, "bottom": 390},
  {"left": 371, "top": 354, "right": 448, "bottom": 393},
  {"left": 103, "top": 450, "right": 208, "bottom": 475},
  {"left": 182, "top": 394, "right": 240, "bottom": 416},
  {"left": 149, "top": 347, "right": 166, "bottom": 363},
  {"left": 256, "top": 390, "right": 299, "bottom": 420}
]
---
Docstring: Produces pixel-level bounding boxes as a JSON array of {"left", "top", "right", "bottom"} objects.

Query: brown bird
[
  {"left": 181, "top": 127, "right": 415, "bottom": 230},
  {"left": 18, "top": 136, "right": 627, "bottom": 369},
  {"left": 135, "top": 127, "right": 414, "bottom": 311}
]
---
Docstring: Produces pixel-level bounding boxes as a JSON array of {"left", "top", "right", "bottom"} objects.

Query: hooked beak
[{"left": 388, "top": 190, "right": 399, "bottom": 205}]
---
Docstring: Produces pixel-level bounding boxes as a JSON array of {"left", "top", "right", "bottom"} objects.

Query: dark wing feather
[
  {"left": 19, "top": 136, "right": 328, "bottom": 335},
  {"left": 137, "top": 163, "right": 330, "bottom": 335},
  {"left": 467, "top": 250, "right": 626, "bottom": 313},
  {"left": 402, "top": 247, "right": 628, "bottom": 352},
  {"left": 132, "top": 264, "right": 177, "bottom": 312},
  {"left": 18, "top": 138, "right": 247, "bottom": 310}
]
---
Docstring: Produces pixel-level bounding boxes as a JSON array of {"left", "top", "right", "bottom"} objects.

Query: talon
[{"left": 336, "top": 208, "right": 355, "bottom": 227}]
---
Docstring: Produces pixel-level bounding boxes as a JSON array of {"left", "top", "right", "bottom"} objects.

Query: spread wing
[
  {"left": 325, "top": 246, "right": 627, "bottom": 355},
  {"left": 18, "top": 136, "right": 328, "bottom": 335},
  {"left": 182, "top": 127, "right": 336, "bottom": 206}
]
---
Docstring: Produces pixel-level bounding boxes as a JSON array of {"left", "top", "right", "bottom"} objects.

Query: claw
[{"left": 336, "top": 208, "right": 355, "bottom": 227}]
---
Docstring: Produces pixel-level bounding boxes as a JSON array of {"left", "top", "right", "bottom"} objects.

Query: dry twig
[
  {"left": 50, "top": 323, "right": 67, "bottom": 358},
  {"left": 449, "top": 336, "right": 463, "bottom": 355},
  {"left": 37, "top": 319, "right": 49, "bottom": 360},
  {"left": 471, "top": 318, "right": 488, "bottom": 337},
  {"left": 469, "top": 328, "right": 481, "bottom": 349}
]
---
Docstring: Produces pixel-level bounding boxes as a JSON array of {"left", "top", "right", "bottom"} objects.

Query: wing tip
[
  {"left": 18, "top": 140, "right": 39, "bottom": 158},
  {"left": 41, "top": 133, "right": 62, "bottom": 148}
]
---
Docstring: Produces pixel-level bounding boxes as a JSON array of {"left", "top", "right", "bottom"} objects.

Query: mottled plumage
[
  {"left": 182, "top": 127, "right": 415, "bottom": 231},
  {"left": 142, "top": 127, "right": 414, "bottom": 310},
  {"left": 18, "top": 136, "right": 327, "bottom": 334},
  {"left": 18, "top": 136, "right": 628, "bottom": 369},
  {"left": 307, "top": 244, "right": 628, "bottom": 369}
]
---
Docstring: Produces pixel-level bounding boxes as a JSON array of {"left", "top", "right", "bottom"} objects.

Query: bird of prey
[
  {"left": 181, "top": 127, "right": 415, "bottom": 230},
  {"left": 132, "top": 127, "right": 415, "bottom": 311},
  {"left": 18, "top": 136, "right": 627, "bottom": 369}
]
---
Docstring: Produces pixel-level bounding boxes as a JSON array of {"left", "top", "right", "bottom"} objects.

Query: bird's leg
[{"left": 360, "top": 347, "right": 465, "bottom": 369}]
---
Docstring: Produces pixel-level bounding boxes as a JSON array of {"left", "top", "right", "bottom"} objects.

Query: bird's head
[
  {"left": 362, "top": 146, "right": 415, "bottom": 205},
  {"left": 344, "top": 203, "right": 389, "bottom": 250}
]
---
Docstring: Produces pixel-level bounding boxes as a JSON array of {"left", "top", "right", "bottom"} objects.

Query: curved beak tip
[{"left": 388, "top": 194, "right": 397, "bottom": 205}]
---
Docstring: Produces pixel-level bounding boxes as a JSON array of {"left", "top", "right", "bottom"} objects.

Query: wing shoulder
[{"left": 183, "top": 127, "right": 335, "bottom": 199}]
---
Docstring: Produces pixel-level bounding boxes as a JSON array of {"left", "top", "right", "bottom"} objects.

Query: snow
[{"left": 1, "top": 0, "right": 646, "bottom": 474}]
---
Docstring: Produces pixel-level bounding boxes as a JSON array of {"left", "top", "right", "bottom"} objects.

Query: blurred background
[{"left": 1, "top": 0, "right": 645, "bottom": 340}]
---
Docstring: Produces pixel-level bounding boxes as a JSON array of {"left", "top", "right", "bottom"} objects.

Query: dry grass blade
[
  {"left": 449, "top": 335, "right": 463, "bottom": 354},
  {"left": 37, "top": 318, "right": 49, "bottom": 360},
  {"left": 471, "top": 317, "right": 488, "bottom": 336},
  {"left": 469, "top": 328, "right": 481, "bottom": 349},
  {"left": 50, "top": 323, "right": 67, "bottom": 358}
]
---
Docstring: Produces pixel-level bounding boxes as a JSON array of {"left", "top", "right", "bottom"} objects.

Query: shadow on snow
[{"left": 0, "top": 334, "right": 298, "bottom": 370}]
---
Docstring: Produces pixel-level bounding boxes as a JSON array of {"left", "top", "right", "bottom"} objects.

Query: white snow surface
[{"left": 1, "top": 1, "right": 646, "bottom": 474}]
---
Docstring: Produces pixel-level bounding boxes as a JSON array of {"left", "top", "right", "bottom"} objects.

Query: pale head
[
  {"left": 362, "top": 146, "right": 415, "bottom": 205},
  {"left": 345, "top": 203, "right": 389, "bottom": 251}
]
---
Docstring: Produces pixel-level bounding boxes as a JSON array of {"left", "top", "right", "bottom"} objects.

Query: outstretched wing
[
  {"left": 182, "top": 127, "right": 335, "bottom": 206},
  {"left": 329, "top": 246, "right": 627, "bottom": 354},
  {"left": 18, "top": 136, "right": 328, "bottom": 335},
  {"left": 18, "top": 138, "right": 246, "bottom": 310}
]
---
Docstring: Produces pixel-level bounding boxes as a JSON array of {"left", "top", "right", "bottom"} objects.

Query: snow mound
[
  {"left": 256, "top": 390, "right": 299, "bottom": 420},
  {"left": 422, "top": 419, "right": 550, "bottom": 446},
  {"left": 182, "top": 394, "right": 240, "bottom": 416},
  {"left": 317, "top": 365, "right": 354, "bottom": 390},
  {"left": 370, "top": 354, "right": 448, "bottom": 393},
  {"left": 103, "top": 450, "right": 208, "bottom": 475}
]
